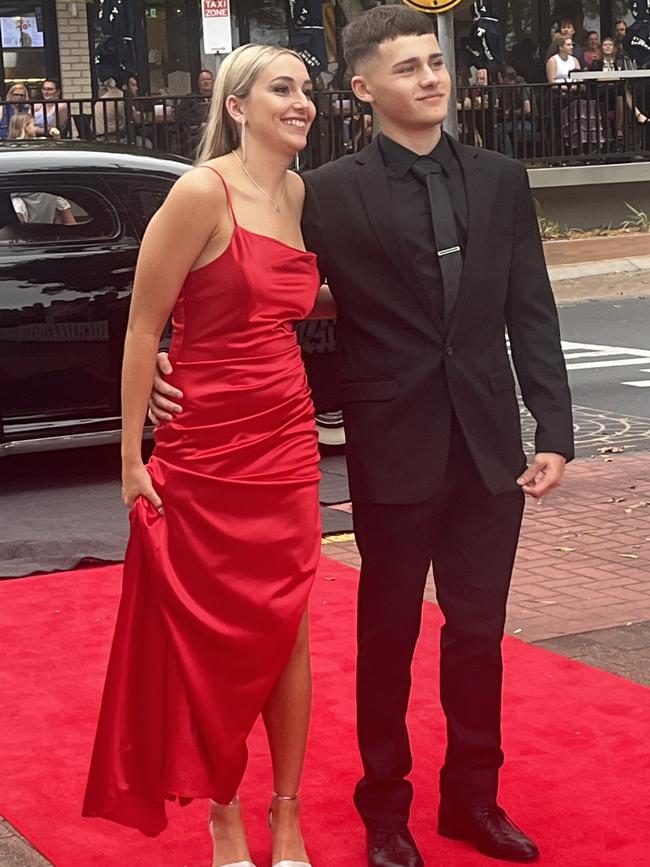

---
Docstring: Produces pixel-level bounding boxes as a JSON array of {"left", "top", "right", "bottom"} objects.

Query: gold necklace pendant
[{"left": 232, "top": 150, "right": 286, "bottom": 213}]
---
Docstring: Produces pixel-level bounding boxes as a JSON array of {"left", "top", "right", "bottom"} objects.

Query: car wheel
[{"left": 316, "top": 410, "right": 346, "bottom": 447}]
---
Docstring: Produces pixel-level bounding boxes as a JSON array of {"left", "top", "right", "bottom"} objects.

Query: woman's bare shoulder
[{"left": 166, "top": 162, "right": 231, "bottom": 213}]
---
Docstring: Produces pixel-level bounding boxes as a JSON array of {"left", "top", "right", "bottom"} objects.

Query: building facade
[{"left": 0, "top": 1, "right": 640, "bottom": 99}]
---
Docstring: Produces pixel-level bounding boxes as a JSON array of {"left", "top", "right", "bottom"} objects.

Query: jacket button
[{"left": 445, "top": 345, "right": 453, "bottom": 356}]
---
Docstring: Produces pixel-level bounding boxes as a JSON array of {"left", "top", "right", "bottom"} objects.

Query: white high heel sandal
[
  {"left": 209, "top": 797, "right": 256, "bottom": 867},
  {"left": 269, "top": 793, "right": 311, "bottom": 867}
]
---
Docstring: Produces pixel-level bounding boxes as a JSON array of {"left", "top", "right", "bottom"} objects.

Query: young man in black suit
[
  {"left": 302, "top": 8, "right": 572, "bottom": 865},
  {"left": 151, "top": 7, "right": 573, "bottom": 865}
]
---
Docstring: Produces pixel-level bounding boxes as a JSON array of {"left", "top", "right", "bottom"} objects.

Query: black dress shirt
[{"left": 378, "top": 132, "right": 468, "bottom": 320}]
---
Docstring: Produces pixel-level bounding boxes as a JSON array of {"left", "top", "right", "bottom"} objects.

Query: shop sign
[{"left": 202, "top": 0, "right": 232, "bottom": 54}]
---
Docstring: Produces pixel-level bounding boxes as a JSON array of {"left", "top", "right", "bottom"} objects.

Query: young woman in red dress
[{"left": 83, "top": 44, "right": 334, "bottom": 867}]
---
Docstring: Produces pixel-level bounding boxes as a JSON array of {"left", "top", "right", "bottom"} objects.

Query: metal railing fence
[{"left": 1, "top": 77, "right": 649, "bottom": 168}]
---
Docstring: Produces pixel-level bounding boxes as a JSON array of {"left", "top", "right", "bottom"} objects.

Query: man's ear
[{"left": 351, "top": 74, "right": 374, "bottom": 105}]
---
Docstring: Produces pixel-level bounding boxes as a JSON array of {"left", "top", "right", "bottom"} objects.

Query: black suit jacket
[{"left": 302, "top": 136, "right": 574, "bottom": 504}]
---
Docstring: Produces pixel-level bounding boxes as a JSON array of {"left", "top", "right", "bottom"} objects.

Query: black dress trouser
[{"left": 352, "top": 421, "right": 525, "bottom": 828}]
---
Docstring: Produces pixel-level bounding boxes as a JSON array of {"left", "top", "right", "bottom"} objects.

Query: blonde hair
[
  {"left": 554, "top": 33, "right": 572, "bottom": 49},
  {"left": 8, "top": 113, "right": 34, "bottom": 139},
  {"left": 196, "top": 43, "right": 304, "bottom": 164},
  {"left": 6, "top": 82, "right": 29, "bottom": 101}
]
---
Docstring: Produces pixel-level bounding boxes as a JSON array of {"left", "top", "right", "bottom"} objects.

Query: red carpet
[{"left": 1, "top": 558, "right": 649, "bottom": 866}]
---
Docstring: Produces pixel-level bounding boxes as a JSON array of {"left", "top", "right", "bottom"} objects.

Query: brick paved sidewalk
[
  {"left": 543, "top": 233, "right": 650, "bottom": 267},
  {"left": 323, "top": 452, "right": 650, "bottom": 644}
]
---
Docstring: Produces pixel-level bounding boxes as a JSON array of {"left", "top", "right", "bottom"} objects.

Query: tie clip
[{"left": 437, "top": 246, "right": 461, "bottom": 257}]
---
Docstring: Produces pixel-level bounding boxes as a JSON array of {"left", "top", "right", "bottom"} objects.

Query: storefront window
[
  {"left": 144, "top": 1, "right": 194, "bottom": 94},
  {"left": 0, "top": 2, "right": 47, "bottom": 95},
  {"left": 233, "top": 0, "right": 289, "bottom": 49}
]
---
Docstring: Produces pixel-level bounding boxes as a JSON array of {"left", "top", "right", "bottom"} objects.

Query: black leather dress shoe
[
  {"left": 438, "top": 802, "right": 539, "bottom": 862},
  {"left": 366, "top": 824, "right": 424, "bottom": 867}
]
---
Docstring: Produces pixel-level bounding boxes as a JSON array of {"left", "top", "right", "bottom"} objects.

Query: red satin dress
[{"left": 83, "top": 168, "right": 322, "bottom": 836}]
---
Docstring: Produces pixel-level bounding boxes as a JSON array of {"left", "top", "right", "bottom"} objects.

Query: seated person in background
[
  {"left": 33, "top": 79, "right": 69, "bottom": 137},
  {"left": 583, "top": 31, "right": 601, "bottom": 67},
  {"left": 546, "top": 18, "right": 585, "bottom": 69},
  {"left": 124, "top": 74, "right": 153, "bottom": 149},
  {"left": 590, "top": 36, "right": 625, "bottom": 72},
  {"left": 8, "top": 112, "right": 60, "bottom": 140},
  {"left": 548, "top": 35, "right": 603, "bottom": 151},
  {"left": 11, "top": 192, "right": 76, "bottom": 225},
  {"left": 613, "top": 19, "right": 637, "bottom": 70},
  {"left": 590, "top": 36, "right": 626, "bottom": 142},
  {"left": 470, "top": 67, "right": 490, "bottom": 107},
  {"left": 496, "top": 65, "right": 533, "bottom": 157},
  {"left": 125, "top": 74, "right": 143, "bottom": 124},
  {"left": 0, "top": 82, "right": 31, "bottom": 140},
  {"left": 93, "top": 78, "right": 126, "bottom": 141},
  {"left": 178, "top": 69, "right": 214, "bottom": 151},
  {"left": 546, "top": 34, "right": 580, "bottom": 83}
]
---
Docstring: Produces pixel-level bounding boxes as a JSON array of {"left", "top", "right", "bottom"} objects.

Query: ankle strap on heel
[
  {"left": 210, "top": 795, "right": 240, "bottom": 808},
  {"left": 272, "top": 792, "right": 299, "bottom": 802}
]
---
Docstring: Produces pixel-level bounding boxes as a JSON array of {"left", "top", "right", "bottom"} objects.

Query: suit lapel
[
  {"left": 445, "top": 140, "right": 490, "bottom": 340},
  {"left": 355, "top": 140, "right": 444, "bottom": 336}
]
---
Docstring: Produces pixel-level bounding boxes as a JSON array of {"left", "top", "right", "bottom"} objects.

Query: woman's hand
[{"left": 122, "top": 462, "right": 164, "bottom": 513}]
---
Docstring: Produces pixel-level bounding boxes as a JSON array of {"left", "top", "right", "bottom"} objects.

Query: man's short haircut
[
  {"left": 559, "top": 17, "right": 574, "bottom": 28},
  {"left": 614, "top": 19, "right": 626, "bottom": 27},
  {"left": 342, "top": 4, "right": 435, "bottom": 74}
]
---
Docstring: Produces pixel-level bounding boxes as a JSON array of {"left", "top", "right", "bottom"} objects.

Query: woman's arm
[
  {"left": 32, "top": 104, "right": 45, "bottom": 136},
  {"left": 56, "top": 102, "right": 69, "bottom": 132},
  {"left": 545, "top": 57, "right": 556, "bottom": 84},
  {"left": 120, "top": 169, "right": 224, "bottom": 508}
]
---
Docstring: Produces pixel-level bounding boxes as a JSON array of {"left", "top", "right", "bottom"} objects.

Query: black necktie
[{"left": 411, "top": 157, "right": 463, "bottom": 329}]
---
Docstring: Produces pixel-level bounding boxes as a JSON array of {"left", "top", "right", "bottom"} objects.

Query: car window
[
  {"left": 106, "top": 176, "right": 174, "bottom": 238},
  {"left": 0, "top": 185, "right": 119, "bottom": 245}
]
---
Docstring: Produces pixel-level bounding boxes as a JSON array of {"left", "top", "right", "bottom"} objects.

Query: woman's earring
[
  {"left": 240, "top": 119, "right": 246, "bottom": 163},
  {"left": 294, "top": 151, "right": 300, "bottom": 172}
]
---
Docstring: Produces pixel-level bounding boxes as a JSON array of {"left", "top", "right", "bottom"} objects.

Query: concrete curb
[{"left": 549, "top": 257, "right": 650, "bottom": 304}]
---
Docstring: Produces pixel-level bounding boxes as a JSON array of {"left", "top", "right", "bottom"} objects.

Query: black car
[{"left": 0, "top": 141, "right": 342, "bottom": 457}]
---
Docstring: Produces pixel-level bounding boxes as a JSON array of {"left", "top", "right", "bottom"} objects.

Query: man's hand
[
  {"left": 148, "top": 352, "right": 183, "bottom": 425},
  {"left": 516, "top": 453, "right": 566, "bottom": 499}
]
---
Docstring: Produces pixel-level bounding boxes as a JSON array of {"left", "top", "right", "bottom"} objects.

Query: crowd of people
[
  {"left": 1, "top": 15, "right": 648, "bottom": 161},
  {"left": 0, "top": 69, "right": 217, "bottom": 149},
  {"left": 457, "top": 16, "right": 649, "bottom": 157}
]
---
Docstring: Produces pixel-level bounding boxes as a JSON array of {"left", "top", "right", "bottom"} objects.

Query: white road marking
[
  {"left": 508, "top": 338, "right": 650, "bottom": 387},
  {"left": 566, "top": 357, "right": 650, "bottom": 370},
  {"left": 560, "top": 340, "right": 650, "bottom": 370},
  {"left": 622, "top": 370, "right": 650, "bottom": 388}
]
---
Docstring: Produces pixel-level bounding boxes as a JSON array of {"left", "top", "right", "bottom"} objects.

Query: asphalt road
[{"left": 558, "top": 295, "right": 650, "bottom": 422}]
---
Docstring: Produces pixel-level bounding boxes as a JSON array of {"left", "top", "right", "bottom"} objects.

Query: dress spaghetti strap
[{"left": 197, "top": 165, "right": 237, "bottom": 226}]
